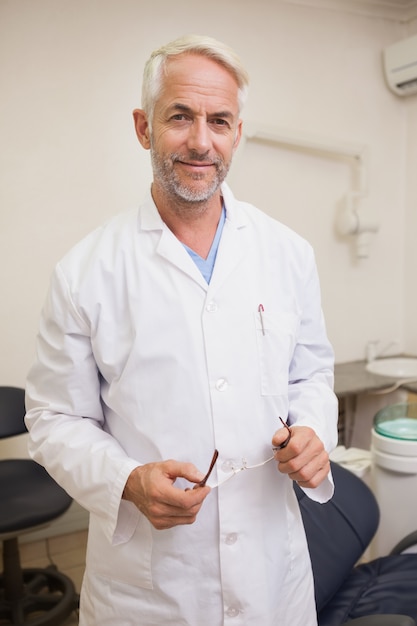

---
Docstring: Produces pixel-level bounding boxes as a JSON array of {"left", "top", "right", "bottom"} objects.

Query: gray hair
[{"left": 141, "top": 34, "right": 250, "bottom": 128}]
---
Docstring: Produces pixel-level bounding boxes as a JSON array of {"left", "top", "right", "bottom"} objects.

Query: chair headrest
[{"left": 0, "top": 387, "right": 27, "bottom": 439}]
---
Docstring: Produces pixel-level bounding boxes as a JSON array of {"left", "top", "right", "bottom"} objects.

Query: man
[{"left": 25, "top": 35, "right": 338, "bottom": 625}]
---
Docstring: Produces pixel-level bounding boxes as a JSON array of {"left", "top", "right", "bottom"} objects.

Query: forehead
[{"left": 156, "top": 53, "right": 240, "bottom": 114}]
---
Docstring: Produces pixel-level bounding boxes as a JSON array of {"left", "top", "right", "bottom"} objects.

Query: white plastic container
[
  {"left": 330, "top": 445, "right": 371, "bottom": 484},
  {"left": 370, "top": 403, "right": 417, "bottom": 557}
]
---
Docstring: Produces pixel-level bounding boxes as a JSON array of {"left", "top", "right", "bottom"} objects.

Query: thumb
[{"left": 272, "top": 420, "right": 292, "bottom": 451}]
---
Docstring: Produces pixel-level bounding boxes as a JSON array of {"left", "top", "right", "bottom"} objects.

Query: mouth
[
  {"left": 177, "top": 159, "right": 215, "bottom": 168},
  {"left": 174, "top": 160, "right": 216, "bottom": 179},
  {"left": 173, "top": 151, "right": 217, "bottom": 167}
]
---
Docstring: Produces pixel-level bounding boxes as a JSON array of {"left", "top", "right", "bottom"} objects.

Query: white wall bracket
[
  {"left": 233, "top": 122, "right": 379, "bottom": 258},
  {"left": 336, "top": 191, "right": 379, "bottom": 259}
]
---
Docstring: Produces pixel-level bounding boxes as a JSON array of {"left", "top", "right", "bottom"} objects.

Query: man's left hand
[{"left": 272, "top": 425, "right": 330, "bottom": 489}]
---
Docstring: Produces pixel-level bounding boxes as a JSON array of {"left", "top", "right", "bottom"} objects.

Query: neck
[{"left": 151, "top": 185, "right": 223, "bottom": 258}]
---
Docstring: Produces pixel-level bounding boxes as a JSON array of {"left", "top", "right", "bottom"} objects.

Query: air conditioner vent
[
  {"left": 383, "top": 34, "right": 417, "bottom": 97},
  {"left": 397, "top": 77, "right": 417, "bottom": 92}
]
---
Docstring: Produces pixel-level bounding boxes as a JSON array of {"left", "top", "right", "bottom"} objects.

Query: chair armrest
[
  {"left": 390, "top": 531, "right": 417, "bottom": 555},
  {"left": 344, "top": 615, "right": 415, "bottom": 626}
]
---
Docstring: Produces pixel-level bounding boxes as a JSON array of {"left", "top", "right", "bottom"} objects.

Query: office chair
[
  {"left": 295, "top": 461, "right": 417, "bottom": 626},
  {"left": 0, "top": 386, "right": 78, "bottom": 625}
]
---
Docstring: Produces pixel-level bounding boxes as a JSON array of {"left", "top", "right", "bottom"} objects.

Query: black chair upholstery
[
  {"left": 295, "top": 461, "right": 417, "bottom": 626},
  {"left": 0, "top": 386, "right": 78, "bottom": 625}
]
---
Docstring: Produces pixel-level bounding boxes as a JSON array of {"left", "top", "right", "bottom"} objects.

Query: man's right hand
[{"left": 122, "top": 460, "right": 211, "bottom": 530}]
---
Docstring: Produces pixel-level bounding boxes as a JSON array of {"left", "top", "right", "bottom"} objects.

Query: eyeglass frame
[{"left": 194, "top": 417, "right": 291, "bottom": 490}]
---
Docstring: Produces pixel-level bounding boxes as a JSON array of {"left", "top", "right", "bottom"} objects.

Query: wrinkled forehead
[{"left": 156, "top": 53, "right": 240, "bottom": 113}]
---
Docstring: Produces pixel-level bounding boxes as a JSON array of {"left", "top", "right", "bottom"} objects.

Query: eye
[
  {"left": 208, "top": 118, "right": 233, "bottom": 133},
  {"left": 170, "top": 114, "right": 188, "bottom": 122},
  {"left": 211, "top": 118, "right": 230, "bottom": 127}
]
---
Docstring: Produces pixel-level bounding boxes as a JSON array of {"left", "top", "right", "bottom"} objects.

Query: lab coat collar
[
  {"left": 136, "top": 192, "right": 208, "bottom": 289},
  {"left": 137, "top": 182, "right": 248, "bottom": 292},
  {"left": 208, "top": 183, "right": 248, "bottom": 293},
  {"left": 137, "top": 183, "right": 248, "bottom": 229}
]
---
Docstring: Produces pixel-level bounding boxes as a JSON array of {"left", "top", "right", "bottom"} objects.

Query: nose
[{"left": 186, "top": 118, "right": 211, "bottom": 154}]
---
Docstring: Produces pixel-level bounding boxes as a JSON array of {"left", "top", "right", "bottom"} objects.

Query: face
[{"left": 134, "top": 53, "right": 242, "bottom": 206}]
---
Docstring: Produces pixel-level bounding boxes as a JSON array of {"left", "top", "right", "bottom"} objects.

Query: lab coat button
[
  {"left": 221, "top": 460, "right": 234, "bottom": 472},
  {"left": 215, "top": 378, "right": 228, "bottom": 391},
  {"left": 225, "top": 533, "right": 238, "bottom": 545},
  {"left": 206, "top": 301, "right": 218, "bottom": 312},
  {"left": 225, "top": 606, "right": 240, "bottom": 618}
]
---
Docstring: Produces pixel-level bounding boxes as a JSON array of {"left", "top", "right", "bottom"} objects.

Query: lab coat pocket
[
  {"left": 88, "top": 512, "right": 153, "bottom": 590},
  {"left": 255, "top": 310, "right": 299, "bottom": 396}
]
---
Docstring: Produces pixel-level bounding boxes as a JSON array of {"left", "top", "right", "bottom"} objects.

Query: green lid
[{"left": 374, "top": 417, "right": 417, "bottom": 440}]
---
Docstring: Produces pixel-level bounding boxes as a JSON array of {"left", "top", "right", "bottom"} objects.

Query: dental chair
[
  {"left": 0, "top": 386, "right": 78, "bottom": 625},
  {"left": 295, "top": 460, "right": 417, "bottom": 626}
]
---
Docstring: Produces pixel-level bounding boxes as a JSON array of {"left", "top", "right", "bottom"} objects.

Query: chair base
[{"left": 0, "top": 564, "right": 78, "bottom": 626}]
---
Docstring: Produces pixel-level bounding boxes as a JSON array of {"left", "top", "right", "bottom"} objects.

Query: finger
[
  {"left": 158, "top": 480, "right": 210, "bottom": 509},
  {"left": 165, "top": 460, "right": 206, "bottom": 486},
  {"left": 147, "top": 486, "right": 210, "bottom": 529},
  {"left": 155, "top": 476, "right": 211, "bottom": 511},
  {"left": 288, "top": 453, "right": 330, "bottom": 488},
  {"left": 151, "top": 512, "right": 200, "bottom": 530},
  {"left": 278, "top": 439, "right": 325, "bottom": 471},
  {"left": 292, "top": 464, "right": 330, "bottom": 489}
]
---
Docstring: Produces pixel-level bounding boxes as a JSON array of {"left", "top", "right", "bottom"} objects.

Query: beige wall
[
  {"left": 0, "top": 0, "right": 415, "bottom": 390},
  {"left": 404, "top": 18, "right": 417, "bottom": 354}
]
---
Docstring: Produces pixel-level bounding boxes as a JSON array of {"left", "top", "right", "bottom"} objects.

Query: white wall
[
  {"left": 405, "top": 17, "right": 417, "bottom": 354},
  {"left": 0, "top": 0, "right": 415, "bottom": 393}
]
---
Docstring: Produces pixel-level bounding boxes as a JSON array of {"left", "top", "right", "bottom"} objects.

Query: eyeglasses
[
  {"left": 194, "top": 449, "right": 219, "bottom": 488},
  {"left": 272, "top": 416, "right": 291, "bottom": 451},
  {"left": 194, "top": 417, "right": 291, "bottom": 490}
]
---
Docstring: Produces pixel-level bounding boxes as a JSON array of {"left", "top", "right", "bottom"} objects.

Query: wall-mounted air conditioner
[{"left": 383, "top": 34, "right": 417, "bottom": 97}]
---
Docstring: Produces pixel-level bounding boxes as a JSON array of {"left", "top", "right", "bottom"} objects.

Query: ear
[
  {"left": 133, "top": 109, "right": 151, "bottom": 150},
  {"left": 232, "top": 119, "right": 243, "bottom": 153}
]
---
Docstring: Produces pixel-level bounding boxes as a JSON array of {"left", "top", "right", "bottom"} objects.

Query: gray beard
[{"left": 150, "top": 147, "right": 229, "bottom": 208}]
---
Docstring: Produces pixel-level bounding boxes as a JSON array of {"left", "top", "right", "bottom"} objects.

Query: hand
[
  {"left": 122, "top": 460, "right": 211, "bottom": 530},
  {"left": 272, "top": 425, "right": 330, "bottom": 489}
]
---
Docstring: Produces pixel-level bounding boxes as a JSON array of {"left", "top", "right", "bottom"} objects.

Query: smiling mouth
[
  {"left": 175, "top": 161, "right": 217, "bottom": 179},
  {"left": 178, "top": 160, "right": 214, "bottom": 168}
]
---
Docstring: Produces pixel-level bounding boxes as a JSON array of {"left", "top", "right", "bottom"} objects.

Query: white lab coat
[{"left": 25, "top": 183, "right": 338, "bottom": 626}]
